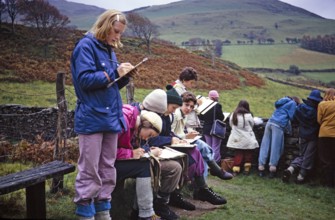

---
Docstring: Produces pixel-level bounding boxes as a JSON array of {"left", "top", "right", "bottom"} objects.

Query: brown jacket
[{"left": 317, "top": 100, "right": 335, "bottom": 137}]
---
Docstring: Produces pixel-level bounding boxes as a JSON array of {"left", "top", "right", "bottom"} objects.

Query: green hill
[
  {"left": 134, "top": 0, "right": 335, "bottom": 44},
  {"left": 50, "top": 0, "right": 335, "bottom": 44}
]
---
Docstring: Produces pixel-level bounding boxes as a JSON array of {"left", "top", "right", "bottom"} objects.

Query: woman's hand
[
  {"left": 150, "top": 147, "right": 162, "bottom": 157},
  {"left": 117, "top": 62, "right": 136, "bottom": 77},
  {"left": 132, "top": 148, "right": 145, "bottom": 159}
]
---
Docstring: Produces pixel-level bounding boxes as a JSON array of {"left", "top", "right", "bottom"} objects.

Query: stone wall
[
  {"left": 221, "top": 118, "right": 300, "bottom": 171},
  {"left": 0, "top": 104, "right": 75, "bottom": 142},
  {"left": 0, "top": 104, "right": 300, "bottom": 171}
]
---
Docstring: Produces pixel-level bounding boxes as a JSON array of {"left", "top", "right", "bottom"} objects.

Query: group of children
[
  {"left": 224, "top": 87, "right": 335, "bottom": 189},
  {"left": 70, "top": 9, "right": 335, "bottom": 220}
]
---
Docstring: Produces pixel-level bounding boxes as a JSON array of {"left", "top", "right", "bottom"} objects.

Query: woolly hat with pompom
[
  {"left": 166, "top": 85, "right": 182, "bottom": 106},
  {"left": 142, "top": 89, "right": 167, "bottom": 114}
]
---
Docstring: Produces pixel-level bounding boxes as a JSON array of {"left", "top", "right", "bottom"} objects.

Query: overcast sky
[{"left": 68, "top": 0, "right": 335, "bottom": 20}]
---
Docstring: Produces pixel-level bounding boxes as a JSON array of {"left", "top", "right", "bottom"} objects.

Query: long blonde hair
[{"left": 88, "top": 9, "right": 127, "bottom": 48}]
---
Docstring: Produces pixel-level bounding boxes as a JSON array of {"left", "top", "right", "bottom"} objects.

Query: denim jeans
[
  {"left": 194, "top": 139, "right": 214, "bottom": 177},
  {"left": 258, "top": 121, "right": 284, "bottom": 168}
]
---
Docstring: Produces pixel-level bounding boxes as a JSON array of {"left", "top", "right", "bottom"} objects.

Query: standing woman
[
  {"left": 317, "top": 88, "right": 335, "bottom": 188},
  {"left": 226, "top": 100, "right": 259, "bottom": 175},
  {"left": 199, "top": 90, "right": 225, "bottom": 164},
  {"left": 71, "top": 10, "right": 137, "bottom": 220}
]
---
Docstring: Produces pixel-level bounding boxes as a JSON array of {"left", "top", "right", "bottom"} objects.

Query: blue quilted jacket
[
  {"left": 71, "top": 33, "right": 129, "bottom": 134},
  {"left": 268, "top": 97, "right": 297, "bottom": 133}
]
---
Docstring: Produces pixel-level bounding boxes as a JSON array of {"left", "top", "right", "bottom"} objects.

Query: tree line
[{"left": 300, "top": 34, "right": 335, "bottom": 55}]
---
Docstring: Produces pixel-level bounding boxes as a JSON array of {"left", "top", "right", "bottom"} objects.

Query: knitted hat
[
  {"left": 166, "top": 85, "right": 182, "bottom": 106},
  {"left": 140, "top": 110, "right": 163, "bottom": 133},
  {"left": 307, "top": 89, "right": 323, "bottom": 103},
  {"left": 142, "top": 89, "right": 167, "bottom": 114},
  {"left": 208, "top": 90, "right": 219, "bottom": 98}
]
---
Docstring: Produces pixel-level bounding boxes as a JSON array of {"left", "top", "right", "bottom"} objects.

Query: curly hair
[
  {"left": 179, "top": 67, "right": 198, "bottom": 82},
  {"left": 181, "top": 91, "right": 197, "bottom": 104}
]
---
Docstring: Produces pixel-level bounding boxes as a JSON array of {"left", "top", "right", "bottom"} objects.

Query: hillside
[
  {"left": 49, "top": 0, "right": 335, "bottom": 44},
  {"left": 134, "top": 0, "right": 335, "bottom": 43},
  {"left": 0, "top": 23, "right": 264, "bottom": 90}
]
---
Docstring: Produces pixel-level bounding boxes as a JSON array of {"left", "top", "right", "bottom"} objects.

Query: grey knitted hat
[{"left": 142, "top": 89, "right": 167, "bottom": 114}]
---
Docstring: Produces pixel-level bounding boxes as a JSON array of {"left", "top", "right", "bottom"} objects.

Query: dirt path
[{"left": 170, "top": 198, "right": 223, "bottom": 218}]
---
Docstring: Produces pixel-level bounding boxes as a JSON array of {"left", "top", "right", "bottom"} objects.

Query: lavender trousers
[
  {"left": 74, "top": 132, "right": 118, "bottom": 204},
  {"left": 186, "top": 147, "right": 205, "bottom": 179}
]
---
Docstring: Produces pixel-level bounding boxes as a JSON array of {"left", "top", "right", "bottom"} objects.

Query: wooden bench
[{"left": 0, "top": 160, "right": 75, "bottom": 219}]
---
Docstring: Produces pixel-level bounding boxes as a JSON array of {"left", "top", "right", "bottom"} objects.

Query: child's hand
[
  {"left": 133, "top": 148, "right": 145, "bottom": 159},
  {"left": 150, "top": 147, "right": 162, "bottom": 157},
  {"left": 186, "top": 131, "right": 199, "bottom": 139}
]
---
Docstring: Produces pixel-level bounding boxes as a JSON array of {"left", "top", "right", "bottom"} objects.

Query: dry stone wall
[{"left": 1, "top": 105, "right": 300, "bottom": 170}]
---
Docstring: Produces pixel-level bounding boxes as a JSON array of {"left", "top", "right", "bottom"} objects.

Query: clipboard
[{"left": 107, "top": 57, "right": 148, "bottom": 88}]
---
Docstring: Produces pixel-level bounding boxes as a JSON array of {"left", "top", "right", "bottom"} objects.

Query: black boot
[
  {"left": 208, "top": 160, "right": 233, "bottom": 180},
  {"left": 153, "top": 198, "right": 179, "bottom": 220},
  {"left": 169, "top": 191, "right": 195, "bottom": 211},
  {"left": 196, "top": 187, "right": 227, "bottom": 205}
]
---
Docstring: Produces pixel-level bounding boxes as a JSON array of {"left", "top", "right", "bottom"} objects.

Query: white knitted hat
[
  {"left": 140, "top": 110, "right": 163, "bottom": 133},
  {"left": 142, "top": 89, "right": 167, "bottom": 114}
]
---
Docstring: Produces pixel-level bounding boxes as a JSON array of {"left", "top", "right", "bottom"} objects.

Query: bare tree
[
  {"left": 0, "top": 0, "right": 6, "bottom": 28},
  {"left": 5, "top": 0, "right": 21, "bottom": 33},
  {"left": 19, "top": 0, "right": 70, "bottom": 57},
  {"left": 19, "top": 0, "right": 69, "bottom": 39},
  {"left": 126, "top": 12, "right": 159, "bottom": 54}
]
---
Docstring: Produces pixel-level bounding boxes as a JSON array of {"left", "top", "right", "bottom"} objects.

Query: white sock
[{"left": 287, "top": 166, "right": 295, "bottom": 174}]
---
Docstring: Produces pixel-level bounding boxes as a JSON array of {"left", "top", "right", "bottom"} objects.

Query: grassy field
[
  {"left": 0, "top": 79, "right": 333, "bottom": 219},
  {"left": 1, "top": 162, "right": 334, "bottom": 220},
  {"left": 0, "top": 79, "right": 313, "bottom": 118},
  {"left": 221, "top": 44, "right": 335, "bottom": 69},
  {"left": 302, "top": 72, "right": 335, "bottom": 83}
]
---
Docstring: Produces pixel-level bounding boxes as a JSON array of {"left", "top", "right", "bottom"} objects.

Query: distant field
[
  {"left": 221, "top": 44, "right": 335, "bottom": 69},
  {"left": 0, "top": 79, "right": 312, "bottom": 118},
  {"left": 302, "top": 72, "right": 335, "bottom": 83}
]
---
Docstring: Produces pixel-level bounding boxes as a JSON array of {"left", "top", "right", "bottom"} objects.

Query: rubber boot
[
  {"left": 243, "top": 163, "right": 252, "bottom": 175},
  {"left": 232, "top": 166, "right": 240, "bottom": 176}
]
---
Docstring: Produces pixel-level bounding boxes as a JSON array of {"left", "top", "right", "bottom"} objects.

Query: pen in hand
[{"left": 107, "top": 57, "right": 148, "bottom": 88}]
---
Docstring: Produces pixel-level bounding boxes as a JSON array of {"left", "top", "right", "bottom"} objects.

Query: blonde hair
[
  {"left": 89, "top": 9, "right": 127, "bottom": 48},
  {"left": 323, "top": 88, "right": 335, "bottom": 101}
]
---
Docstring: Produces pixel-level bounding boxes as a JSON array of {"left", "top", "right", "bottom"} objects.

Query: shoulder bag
[{"left": 210, "top": 105, "right": 226, "bottom": 139}]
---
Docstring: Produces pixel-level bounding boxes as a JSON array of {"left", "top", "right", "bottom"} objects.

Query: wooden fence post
[
  {"left": 126, "top": 77, "right": 135, "bottom": 104},
  {"left": 51, "top": 72, "right": 68, "bottom": 193}
]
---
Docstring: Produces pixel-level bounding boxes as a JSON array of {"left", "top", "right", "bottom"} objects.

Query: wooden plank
[{"left": 0, "top": 160, "right": 75, "bottom": 195}]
